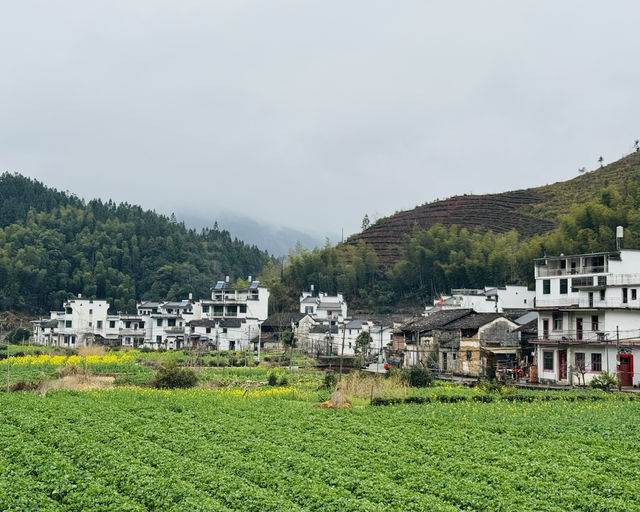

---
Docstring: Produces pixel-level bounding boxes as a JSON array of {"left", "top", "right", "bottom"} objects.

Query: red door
[
  {"left": 618, "top": 355, "right": 633, "bottom": 387},
  {"left": 558, "top": 350, "right": 567, "bottom": 380}
]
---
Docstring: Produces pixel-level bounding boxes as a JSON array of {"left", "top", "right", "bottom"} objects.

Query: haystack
[{"left": 318, "top": 388, "right": 352, "bottom": 409}]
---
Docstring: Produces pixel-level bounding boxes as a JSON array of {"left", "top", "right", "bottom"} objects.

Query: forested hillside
[
  {"left": 269, "top": 158, "right": 640, "bottom": 312},
  {"left": 0, "top": 174, "right": 270, "bottom": 313},
  {"left": 349, "top": 152, "right": 640, "bottom": 265}
]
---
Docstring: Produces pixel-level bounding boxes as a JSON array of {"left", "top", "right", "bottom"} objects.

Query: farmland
[{"left": 1, "top": 386, "right": 640, "bottom": 512}]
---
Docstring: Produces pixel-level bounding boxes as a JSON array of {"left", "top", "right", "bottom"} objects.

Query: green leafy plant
[
  {"left": 589, "top": 371, "right": 619, "bottom": 392},
  {"left": 153, "top": 360, "right": 198, "bottom": 389}
]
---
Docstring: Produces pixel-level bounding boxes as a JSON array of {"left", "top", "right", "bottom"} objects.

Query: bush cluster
[
  {"left": 407, "top": 367, "right": 434, "bottom": 388},
  {"left": 153, "top": 361, "right": 198, "bottom": 389}
]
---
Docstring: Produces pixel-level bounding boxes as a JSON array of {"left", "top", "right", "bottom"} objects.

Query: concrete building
[{"left": 533, "top": 248, "right": 640, "bottom": 387}]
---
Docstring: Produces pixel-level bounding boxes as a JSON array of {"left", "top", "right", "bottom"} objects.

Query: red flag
[{"left": 440, "top": 296, "right": 443, "bottom": 307}]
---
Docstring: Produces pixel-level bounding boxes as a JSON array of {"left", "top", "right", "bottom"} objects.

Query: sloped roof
[
  {"left": 399, "top": 309, "right": 473, "bottom": 333},
  {"left": 262, "top": 312, "right": 306, "bottom": 329},
  {"left": 310, "top": 325, "right": 339, "bottom": 334},
  {"left": 301, "top": 297, "right": 317, "bottom": 304},
  {"left": 138, "top": 301, "right": 160, "bottom": 308},
  {"left": 443, "top": 313, "right": 507, "bottom": 331},
  {"left": 189, "top": 319, "right": 217, "bottom": 328},
  {"left": 513, "top": 318, "right": 537, "bottom": 334}
]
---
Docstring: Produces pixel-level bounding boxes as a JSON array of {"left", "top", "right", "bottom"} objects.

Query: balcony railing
[
  {"left": 536, "top": 297, "right": 639, "bottom": 309},
  {"left": 534, "top": 328, "right": 640, "bottom": 344},
  {"left": 536, "top": 265, "right": 606, "bottom": 278}
]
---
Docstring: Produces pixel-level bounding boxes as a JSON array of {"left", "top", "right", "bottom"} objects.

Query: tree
[
  {"left": 598, "top": 156, "right": 604, "bottom": 167},
  {"left": 280, "top": 329, "right": 297, "bottom": 370},
  {"left": 354, "top": 330, "right": 373, "bottom": 367},
  {"left": 578, "top": 167, "right": 586, "bottom": 174},
  {"left": 634, "top": 140, "right": 639, "bottom": 153},
  {"left": 361, "top": 214, "right": 370, "bottom": 231}
]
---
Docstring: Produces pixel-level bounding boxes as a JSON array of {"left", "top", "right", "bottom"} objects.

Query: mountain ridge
[{"left": 348, "top": 151, "right": 640, "bottom": 264}]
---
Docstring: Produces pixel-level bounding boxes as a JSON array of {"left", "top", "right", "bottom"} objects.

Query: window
[
  {"left": 591, "top": 315, "right": 599, "bottom": 331},
  {"left": 214, "top": 306, "right": 224, "bottom": 316},
  {"left": 226, "top": 305, "right": 237, "bottom": 316},
  {"left": 239, "top": 304, "right": 247, "bottom": 314},
  {"left": 97, "top": 320, "right": 103, "bottom": 329},
  {"left": 466, "top": 350, "right": 472, "bottom": 361},
  {"left": 560, "top": 279, "right": 568, "bottom": 294},
  {"left": 543, "top": 280, "right": 551, "bottom": 294},
  {"left": 89, "top": 309, "right": 93, "bottom": 315},
  {"left": 206, "top": 327, "right": 211, "bottom": 334},
  {"left": 156, "top": 335, "right": 162, "bottom": 343},
  {"left": 89, "top": 322, "right": 92, "bottom": 327},
  {"left": 66, "top": 307, "right": 72, "bottom": 314},
  {"left": 168, "top": 319, "right": 176, "bottom": 327},
  {"left": 305, "top": 306, "right": 313, "bottom": 314},
  {"left": 599, "top": 289, "right": 606, "bottom": 301},
  {"left": 157, "top": 319, "right": 163, "bottom": 327},
  {"left": 202, "top": 305, "right": 209, "bottom": 313},
  {"left": 125, "top": 321, "right": 131, "bottom": 328},
  {"left": 109, "top": 320, "right": 116, "bottom": 328},
  {"left": 65, "top": 320, "right": 72, "bottom": 328},
  {"left": 543, "top": 351, "right": 554, "bottom": 371},
  {"left": 452, "top": 353, "right": 457, "bottom": 360},
  {"left": 553, "top": 312, "right": 562, "bottom": 330},
  {"left": 575, "top": 352, "right": 585, "bottom": 371},
  {"left": 591, "top": 353, "right": 602, "bottom": 372},
  {"left": 623, "top": 288, "right": 628, "bottom": 304},
  {"left": 442, "top": 352, "right": 448, "bottom": 370},
  {"left": 633, "top": 289, "right": 638, "bottom": 301}
]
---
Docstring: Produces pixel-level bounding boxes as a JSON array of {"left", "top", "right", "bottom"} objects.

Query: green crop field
[{"left": 1, "top": 388, "right": 639, "bottom": 512}]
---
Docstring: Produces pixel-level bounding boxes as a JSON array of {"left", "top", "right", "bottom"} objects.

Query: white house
[
  {"left": 33, "top": 297, "right": 110, "bottom": 347},
  {"left": 533, "top": 249, "right": 640, "bottom": 387},
  {"left": 299, "top": 290, "right": 348, "bottom": 322},
  {"left": 427, "top": 286, "right": 534, "bottom": 314}
]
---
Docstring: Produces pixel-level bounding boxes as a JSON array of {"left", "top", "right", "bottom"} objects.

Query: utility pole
[{"left": 339, "top": 322, "right": 346, "bottom": 382}]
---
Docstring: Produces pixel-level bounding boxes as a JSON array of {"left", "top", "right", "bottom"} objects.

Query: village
[{"left": 31, "top": 244, "right": 640, "bottom": 389}]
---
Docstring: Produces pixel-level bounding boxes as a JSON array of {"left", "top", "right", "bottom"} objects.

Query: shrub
[
  {"left": 267, "top": 372, "right": 278, "bottom": 386},
  {"left": 323, "top": 371, "right": 338, "bottom": 389},
  {"left": 153, "top": 360, "right": 198, "bottom": 389},
  {"left": 278, "top": 375, "right": 288, "bottom": 386},
  {"left": 589, "top": 371, "right": 619, "bottom": 392},
  {"left": 408, "top": 366, "right": 433, "bottom": 388}
]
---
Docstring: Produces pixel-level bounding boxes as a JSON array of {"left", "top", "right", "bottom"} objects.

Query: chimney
[
  {"left": 225, "top": 275, "right": 230, "bottom": 283},
  {"left": 188, "top": 292, "right": 193, "bottom": 300},
  {"left": 617, "top": 226, "right": 624, "bottom": 250},
  {"left": 248, "top": 276, "right": 252, "bottom": 283}
]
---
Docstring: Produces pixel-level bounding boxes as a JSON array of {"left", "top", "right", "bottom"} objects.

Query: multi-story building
[
  {"left": 533, "top": 249, "right": 640, "bottom": 387},
  {"left": 32, "top": 279, "right": 270, "bottom": 351},
  {"left": 426, "top": 285, "right": 534, "bottom": 314},
  {"left": 33, "top": 296, "right": 110, "bottom": 347},
  {"left": 299, "top": 290, "right": 347, "bottom": 322}
]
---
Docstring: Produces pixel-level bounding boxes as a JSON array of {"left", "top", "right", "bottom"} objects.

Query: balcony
[
  {"left": 535, "top": 297, "right": 639, "bottom": 309},
  {"left": 536, "top": 265, "right": 606, "bottom": 278},
  {"left": 165, "top": 326, "right": 185, "bottom": 334},
  {"left": 120, "top": 328, "right": 145, "bottom": 336}
]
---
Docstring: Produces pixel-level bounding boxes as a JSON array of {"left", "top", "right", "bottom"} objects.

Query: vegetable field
[{"left": 1, "top": 389, "right": 639, "bottom": 512}]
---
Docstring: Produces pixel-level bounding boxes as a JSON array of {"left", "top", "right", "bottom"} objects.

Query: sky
[{"left": 1, "top": 1, "right": 640, "bottom": 249}]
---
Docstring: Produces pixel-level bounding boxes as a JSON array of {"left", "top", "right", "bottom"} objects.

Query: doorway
[
  {"left": 618, "top": 354, "right": 633, "bottom": 387},
  {"left": 558, "top": 349, "right": 567, "bottom": 381}
]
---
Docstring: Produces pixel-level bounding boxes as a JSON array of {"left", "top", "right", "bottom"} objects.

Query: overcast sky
[{"left": 1, "top": 1, "right": 639, "bottom": 245}]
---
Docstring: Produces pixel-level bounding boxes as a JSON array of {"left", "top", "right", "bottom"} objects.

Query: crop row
[{"left": 1, "top": 389, "right": 639, "bottom": 511}]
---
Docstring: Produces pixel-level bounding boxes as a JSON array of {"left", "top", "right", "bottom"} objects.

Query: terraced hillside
[{"left": 349, "top": 152, "right": 640, "bottom": 265}]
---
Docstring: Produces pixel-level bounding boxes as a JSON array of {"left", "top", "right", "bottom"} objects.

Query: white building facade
[{"left": 533, "top": 249, "right": 640, "bottom": 387}]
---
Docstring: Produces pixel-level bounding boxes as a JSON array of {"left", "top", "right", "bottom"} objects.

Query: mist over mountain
[{"left": 177, "top": 212, "right": 331, "bottom": 256}]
